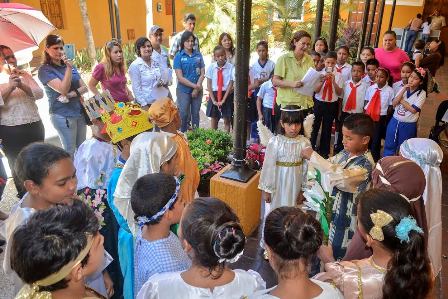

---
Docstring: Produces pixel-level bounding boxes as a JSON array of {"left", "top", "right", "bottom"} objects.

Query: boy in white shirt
[
  {"left": 256, "top": 78, "right": 277, "bottom": 133},
  {"left": 362, "top": 58, "right": 379, "bottom": 86},
  {"left": 422, "top": 17, "right": 432, "bottom": 43},
  {"left": 310, "top": 51, "right": 344, "bottom": 158},
  {"left": 206, "top": 45, "right": 234, "bottom": 132},
  {"left": 335, "top": 46, "right": 352, "bottom": 82}
]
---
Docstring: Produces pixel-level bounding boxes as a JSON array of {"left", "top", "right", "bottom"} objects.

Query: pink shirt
[
  {"left": 92, "top": 63, "right": 129, "bottom": 102},
  {"left": 374, "top": 47, "right": 409, "bottom": 83}
]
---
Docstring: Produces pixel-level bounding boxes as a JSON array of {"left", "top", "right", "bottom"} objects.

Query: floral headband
[
  {"left": 414, "top": 67, "right": 427, "bottom": 78},
  {"left": 136, "top": 176, "right": 181, "bottom": 227},
  {"left": 369, "top": 210, "right": 423, "bottom": 243}
]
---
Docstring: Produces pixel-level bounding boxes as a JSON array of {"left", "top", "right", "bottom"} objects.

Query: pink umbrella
[{"left": 0, "top": 3, "right": 56, "bottom": 52}]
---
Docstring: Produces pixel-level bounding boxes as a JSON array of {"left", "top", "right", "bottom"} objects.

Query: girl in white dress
[
  {"left": 252, "top": 206, "right": 343, "bottom": 299},
  {"left": 137, "top": 197, "right": 265, "bottom": 298}
]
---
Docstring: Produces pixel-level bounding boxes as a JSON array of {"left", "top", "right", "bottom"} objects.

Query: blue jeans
[
  {"left": 384, "top": 117, "right": 417, "bottom": 156},
  {"left": 405, "top": 30, "right": 418, "bottom": 54},
  {"left": 50, "top": 114, "right": 86, "bottom": 156},
  {"left": 176, "top": 89, "right": 202, "bottom": 132}
]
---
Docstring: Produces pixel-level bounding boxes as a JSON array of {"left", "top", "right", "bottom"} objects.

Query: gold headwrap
[
  {"left": 15, "top": 235, "right": 94, "bottom": 299},
  {"left": 369, "top": 210, "right": 394, "bottom": 241},
  {"left": 147, "top": 98, "right": 178, "bottom": 128}
]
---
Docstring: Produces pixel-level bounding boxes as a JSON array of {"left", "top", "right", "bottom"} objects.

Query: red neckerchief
[
  {"left": 344, "top": 81, "right": 360, "bottom": 111},
  {"left": 366, "top": 88, "right": 382, "bottom": 121}
]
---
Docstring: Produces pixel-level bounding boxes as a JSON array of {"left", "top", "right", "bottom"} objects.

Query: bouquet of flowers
[
  {"left": 303, "top": 167, "right": 335, "bottom": 244},
  {"left": 79, "top": 188, "right": 107, "bottom": 227}
]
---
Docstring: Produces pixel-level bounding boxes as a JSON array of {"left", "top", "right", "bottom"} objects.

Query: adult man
[
  {"left": 149, "top": 25, "right": 172, "bottom": 97},
  {"left": 405, "top": 13, "right": 423, "bottom": 55},
  {"left": 169, "top": 13, "right": 200, "bottom": 59}
]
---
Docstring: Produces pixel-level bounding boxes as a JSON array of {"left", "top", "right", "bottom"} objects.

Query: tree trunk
[{"left": 78, "top": 0, "right": 97, "bottom": 64}]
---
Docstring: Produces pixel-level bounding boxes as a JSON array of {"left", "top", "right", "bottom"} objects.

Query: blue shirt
[
  {"left": 173, "top": 50, "right": 204, "bottom": 94},
  {"left": 38, "top": 63, "right": 82, "bottom": 117}
]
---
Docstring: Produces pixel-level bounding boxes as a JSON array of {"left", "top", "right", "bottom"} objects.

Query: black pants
[
  {"left": 0, "top": 120, "right": 45, "bottom": 197},
  {"left": 370, "top": 115, "right": 388, "bottom": 162},
  {"left": 310, "top": 101, "right": 338, "bottom": 158},
  {"left": 335, "top": 111, "right": 351, "bottom": 154}
]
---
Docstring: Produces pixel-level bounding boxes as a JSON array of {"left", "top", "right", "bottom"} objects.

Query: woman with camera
[{"left": 38, "top": 34, "right": 88, "bottom": 156}]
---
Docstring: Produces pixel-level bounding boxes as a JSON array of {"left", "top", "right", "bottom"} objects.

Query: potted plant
[{"left": 186, "top": 128, "right": 232, "bottom": 196}]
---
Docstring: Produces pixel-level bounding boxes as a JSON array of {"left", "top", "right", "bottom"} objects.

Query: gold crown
[
  {"left": 101, "top": 102, "right": 153, "bottom": 143},
  {"left": 82, "top": 90, "right": 116, "bottom": 121}
]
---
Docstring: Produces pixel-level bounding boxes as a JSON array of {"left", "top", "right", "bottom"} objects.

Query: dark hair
[
  {"left": 352, "top": 60, "right": 366, "bottom": 70},
  {"left": 343, "top": 113, "right": 374, "bottom": 140},
  {"left": 10, "top": 200, "right": 99, "bottom": 291},
  {"left": 131, "top": 173, "right": 178, "bottom": 225},
  {"left": 213, "top": 45, "right": 226, "bottom": 56},
  {"left": 383, "top": 30, "right": 397, "bottom": 39},
  {"left": 377, "top": 67, "right": 393, "bottom": 86},
  {"left": 256, "top": 40, "right": 269, "bottom": 50},
  {"left": 180, "top": 31, "right": 195, "bottom": 50},
  {"left": 426, "top": 16, "right": 432, "bottom": 24},
  {"left": 0, "top": 45, "right": 12, "bottom": 57},
  {"left": 432, "top": 39, "right": 445, "bottom": 66},
  {"left": 279, "top": 105, "right": 305, "bottom": 135},
  {"left": 336, "top": 45, "right": 350, "bottom": 54},
  {"left": 43, "top": 34, "right": 64, "bottom": 64},
  {"left": 313, "top": 37, "right": 328, "bottom": 54},
  {"left": 417, "top": 13, "right": 422, "bottom": 18},
  {"left": 366, "top": 58, "right": 380, "bottom": 68},
  {"left": 401, "top": 61, "right": 416, "bottom": 72},
  {"left": 412, "top": 68, "right": 428, "bottom": 95},
  {"left": 361, "top": 46, "right": 375, "bottom": 56},
  {"left": 414, "top": 39, "right": 425, "bottom": 50},
  {"left": 310, "top": 50, "right": 321, "bottom": 58},
  {"left": 324, "top": 51, "right": 337, "bottom": 60},
  {"left": 183, "top": 13, "right": 196, "bottom": 22},
  {"left": 289, "top": 30, "right": 311, "bottom": 51},
  {"left": 180, "top": 197, "right": 245, "bottom": 279},
  {"left": 358, "top": 189, "right": 431, "bottom": 299},
  {"left": 218, "top": 32, "right": 235, "bottom": 56},
  {"left": 15, "top": 142, "right": 71, "bottom": 186},
  {"left": 135, "top": 37, "right": 151, "bottom": 57},
  {"left": 264, "top": 207, "right": 322, "bottom": 279}
]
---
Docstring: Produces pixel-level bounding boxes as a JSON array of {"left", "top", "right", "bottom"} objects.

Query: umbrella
[{"left": 0, "top": 3, "right": 56, "bottom": 52}]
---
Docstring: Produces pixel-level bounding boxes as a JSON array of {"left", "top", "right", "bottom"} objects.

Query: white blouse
[{"left": 136, "top": 269, "right": 266, "bottom": 299}]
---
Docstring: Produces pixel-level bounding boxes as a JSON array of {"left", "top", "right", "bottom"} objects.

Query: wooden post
[
  {"left": 328, "top": 0, "right": 341, "bottom": 50},
  {"left": 388, "top": 0, "right": 397, "bottom": 31},
  {"left": 358, "top": 0, "right": 371, "bottom": 57},
  {"left": 314, "top": 0, "right": 325, "bottom": 39},
  {"left": 374, "top": 0, "right": 386, "bottom": 47},
  {"left": 366, "top": 0, "right": 378, "bottom": 46}
]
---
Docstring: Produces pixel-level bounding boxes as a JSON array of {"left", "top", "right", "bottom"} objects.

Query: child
[
  {"left": 335, "top": 61, "right": 369, "bottom": 153},
  {"left": 311, "top": 51, "right": 325, "bottom": 71},
  {"left": 315, "top": 189, "right": 432, "bottom": 299},
  {"left": 132, "top": 173, "right": 191, "bottom": 294},
  {"left": 362, "top": 58, "right": 379, "bottom": 86},
  {"left": 384, "top": 67, "right": 427, "bottom": 156},
  {"left": 335, "top": 45, "right": 352, "bottom": 82},
  {"left": 206, "top": 45, "right": 234, "bottom": 132},
  {"left": 422, "top": 17, "right": 432, "bottom": 43},
  {"left": 1, "top": 143, "right": 112, "bottom": 297},
  {"left": 310, "top": 51, "right": 344, "bottom": 158},
  {"left": 259, "top": 106, "right": 310, "bottom": 210},
  {"left": 148, "top": 98, "right": 200, "bottom": 204},
  {"left": 392, "top": 62, "right": 415, "bottom": 95},
  {"left": 137, "top": 197, "right": 266, "bottom": 298},
  {"left": 401, "top": 138, "right": 443, "bottom": 277},
  {"left": 254, "top": 207, "right": 344, "bottom": 298},
  {"left": 364, "top": 67, "right": 394, "bottom": 161},
  {"left": 413, "top": 39, "right": 425, "bottom": 67},
  {"left": 11, "top": 200, "right": 106, "bottom": 299},
  {"left": 256, "top": 77, "right": 278, "bottom": 133},
  {"left": 313, "top": 37, "right": 329, "bottom": 55},
  {"left": 302, "top": 113, "right": 375, "bottom": 259},
  {"left": 360, "top": 46, "right": 375, "bottom": 66}
]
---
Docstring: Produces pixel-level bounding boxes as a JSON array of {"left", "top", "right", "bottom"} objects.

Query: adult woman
[
  {"left": 374, "top": 31, "right": 409, "bottom": 82},
  {"left": 313, "top": 37, "right": 329, "bottom": 55},
  {"left": 219, "top": 32, "right": 235, "bottom": 64},
  {"left": 89, "top": 39, "right": 133, "bottom": 102},
  {"left": 173, "top": 31, "right": 205, "bottom": 132},
  {"left": 129, "top": 37, "right": 168, "bottom": 109},
  {"left": 0, "top": 45, "right": 44, "bottom": 199},
  {"left": 272, "top": 30, "right": 315, "bottom": 110},
  {"left": 420, "top": 39, "right": 445, "bottom": 76},
  {"left": 38, "top": 34, "right": 88, "bottom": 156}
]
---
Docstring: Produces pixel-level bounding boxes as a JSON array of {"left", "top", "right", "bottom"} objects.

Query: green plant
[
  {"left": 73, "top": 48, "right": 94, "bottom": 73},
  {"left": 336, "top": 24, "right": 361, "bottom": 63},
  {"left": 122, "top": 43, "right": 136, "bottom": 68},
  {"left": 186, "top": 128, "right": 232, "bottom": 175}
]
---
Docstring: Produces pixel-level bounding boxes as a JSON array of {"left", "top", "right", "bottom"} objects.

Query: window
[
  {"left": 40, "top": 0, "right": 64, "bottom": 29},
  {"left": 274, "top": 0, "right": 305, "bottom": 21}
]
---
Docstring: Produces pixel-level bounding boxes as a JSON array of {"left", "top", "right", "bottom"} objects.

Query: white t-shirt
[
  {"left": 335, "top": 63, "right": 352, "bottom": 83},
  {"left": 422, "top": 22, "right": 431, "bottom": 34},
  {"left": 364, "top": 84, "right": 395, "bottom": 116},
  {"left": 136, "top": 269, "right": 266, "bottom": 299},
  {"left": 205, "top": 61, "right": 234, "bottom": 91},
  {"left": 393, "top": 88, "right": 426, "bottom": 122},
  {"left": 392, "top": 80, "right": 405, "bottom": 97},
  {"left": 342, "top": 79, "right": 369, "bottom": 113},
  {"left": 250, "top": 59, "right": 275, "bottom": 82},
  {"left": 315, "top": 70, "right": 344, "bottom": 103},
  {"left": 258, "top": 80, "right": 276, "bottom": 108},
  {"left": 361, "top": 75, "right": 375, "bottom": 86},
  {"left": 251, "top": 279, "right": 344, "bottom": 299}
]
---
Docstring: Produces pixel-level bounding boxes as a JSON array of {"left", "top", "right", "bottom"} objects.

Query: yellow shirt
[{"left": 274, "top": 51, "right": 315, "bottom": 109}]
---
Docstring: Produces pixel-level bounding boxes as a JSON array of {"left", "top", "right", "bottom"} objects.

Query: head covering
[
  {"left": 113, "top": 132, "right": 178, "bottom": 235},
  {"left": 148, "top": 25, "right": 164, "bottom": 36},
  {"left": 400, "top": 138, "right": 443, "bottom": 276},
  {"left": 147, "top": 98, "right": 179, "bottom": 128}
]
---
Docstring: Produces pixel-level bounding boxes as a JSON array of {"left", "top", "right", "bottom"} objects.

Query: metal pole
[
  {"left": 387, "top": 0, "right": 397, "bottom": 31},
  {"left": 220, "top": 0, "right": 256, "bottom": 183},
  {"left": 172, "top": 0, "right": 176, "bottom": 34},
  {"left": 358, "top": 0, "right": 371, "bottom": 57},
  {"left": 366, "top": 0, "right": 378, "bottom": 45},
  {"left": 108, "top": 0, "right": 116, "bottom": 38},
  {"left": 114, "top": 0, "right": 121, "bottom": 41},
  {"left": 374, "top": 0, "right": 386, "bottom": 47},
  {"left": 314, "top": 0, "right": 325, "bottom": 39},
  {"left": 328, "top": 0, "right": 341, "bottom": 50}
]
